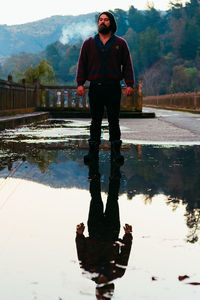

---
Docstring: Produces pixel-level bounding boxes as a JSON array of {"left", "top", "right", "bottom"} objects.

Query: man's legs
[
  {"left": 87, "top": 167, "right": 104, "bottom": 239},
  {"left": 106, "top": 86, "right": 121, "bottom": 141},
  {"left": 88, "top": 86, "right": 105, "bottom": 143},
  {"left": 85, "top": 84, "right": 123, "bottom": 163},
  {"left": 84, "top": 86, "right": 104, "bottom": 164},
  {"left": 104, "top": 160, "right": 121, "bottom": 241},
  {"left": 105, "top": 86, "right": 124, "bottom": 163}
]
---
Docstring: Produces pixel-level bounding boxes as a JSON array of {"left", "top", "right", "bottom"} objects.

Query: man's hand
[
  {"left": 76, "top": 223, "right": 85, "bottom": 234},
  {"left": 123, "top": 224, "right": 132, "bottom": 234},
  {"left": 125, "top": 87, "right": 134, "bottom": 96},
  {"left": 77, "top": 85, "right": 86, "bottom": 96}
]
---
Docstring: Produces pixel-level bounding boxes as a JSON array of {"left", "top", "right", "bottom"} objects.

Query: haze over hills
[
  {"left": 1, "top": 1, "right": 199, "bottom": 95},
  {"left": 0, "top": 12, "right": 97, "bottom": 58}
]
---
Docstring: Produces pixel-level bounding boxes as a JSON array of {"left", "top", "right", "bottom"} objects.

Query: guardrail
[
  {"left": 143, "top": 92, "right": 200, "bottom": 111},
  {"left": 0, "top": 76, "right": 36, "bottom": 115},
  {"left": 0, "top": 75, "right": 143, "bottom": 116}
]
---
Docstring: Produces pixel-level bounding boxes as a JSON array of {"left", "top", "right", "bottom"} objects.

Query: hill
[
  {"left": 0, "top": 1, "right": 200, "bottom": 95},
  {"left": 0, "top": 13, "right": 97, "bottom": 57}
]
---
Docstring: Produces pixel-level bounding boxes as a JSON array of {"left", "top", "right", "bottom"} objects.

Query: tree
[
  {"left": 142, "top": 56, "right": 173, "bottom": 95},
  {"left": 58, "top": 44, "right": 80, "bottom": 83},
  {"left": 185, "top": 67, "right": 198, "bottom": 89},
  {"left": 170, "top": 65, "right": 198, "bottom": 92},
  {"left": 0, "top": 63, "right": 2, "bottom": 78},
  {"left": 123, "top": 28, "right": 137, "bottom": 51},
  {"left": 46, "top": 42, "right": 63, "bottom": 73},
  {"left": 133, "top": 27, "right": 161, "bottom": 74},
  {"left": 17, "top": 60, "right": 56, "bottom": 85},
  {"left": 144, "top": 4, "right": 165, "bottom": 33},
  {"left": 110, "top": 9, "right": 128, "bottom": 36},
  {"left": 168, "top": 17, "right": 185, "bottom": 56},
  {"left": 179, "top": 20, "right": 200, "bottom": 60},
  {"left": 0, "top": 52, "right": 42, "bottom": 80},
  {"left": 168, "top": 0, "right": 184, "bottom": 19},
  {"left": 128, "top": 6, "right": 146, "bottom": 33},
  {"left": 185, "top": 209, "right": 200, "bottom": 243},
  {"left": 185, "top": 0, "right": 200, "bottom": 17},
  {"left": 143, "top": 65, "right": 161, "bottom": 96}
]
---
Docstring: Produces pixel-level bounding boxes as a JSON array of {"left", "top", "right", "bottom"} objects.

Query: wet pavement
[
  {"left": 121, "top": 107, "right": 200, "bottom": 144},
  {"left": 0, "top": 113, "right": 200, "bottom": 300}
]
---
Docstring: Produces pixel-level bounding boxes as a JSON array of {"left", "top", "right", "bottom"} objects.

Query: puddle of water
[{"left": 0, "top": 119, "right": 200, "bottom": 300}]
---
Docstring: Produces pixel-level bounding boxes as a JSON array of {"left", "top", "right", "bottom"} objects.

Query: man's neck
[{"left": 99, "top": 32, "right": 112, "bottom": 45}]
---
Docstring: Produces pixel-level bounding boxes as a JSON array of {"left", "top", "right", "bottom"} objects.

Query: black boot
[
  {"left": 111, "top": 140, "right": 124, "bottom": 165},
  {"left": 84, "top": 141, "right": 99, "bottom": 165},
  {"left": 88, "top": 159, "right": 100, "bottom": 180},
  {"left": 109, "top": 159, "right": 121, "bottom": 180}
]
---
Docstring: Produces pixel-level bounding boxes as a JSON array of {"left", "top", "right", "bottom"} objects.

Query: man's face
[{"left": 98, "top": 14, "right": 111, "bottom": 34}]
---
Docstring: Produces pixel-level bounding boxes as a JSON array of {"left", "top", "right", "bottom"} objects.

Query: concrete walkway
[
  {"left": 0, "top": 111, "right": 49, "bottom": 130},
  {"left": 120, "top": 107, "right": 200, "bottom": 144},
  {"left": 0, "top": 111, "right": 48, "bottom": 122},
  {"left": 1, "top": 108, "right": 200, "bottom": 144}
]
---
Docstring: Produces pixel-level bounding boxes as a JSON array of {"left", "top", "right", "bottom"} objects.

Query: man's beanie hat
[{"left": 98, "top": 11, "right": 117, "bottom": 34}]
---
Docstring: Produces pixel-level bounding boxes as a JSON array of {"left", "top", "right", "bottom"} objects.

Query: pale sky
[{"left": 1, "top": 0, "right": 188, "bottom": 26}]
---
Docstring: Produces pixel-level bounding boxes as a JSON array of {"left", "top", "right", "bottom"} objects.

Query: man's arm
[
  {"left": 125, "top": 86, "right": 134, "bottom": 96},
  {"left": 117, "top": 224, "right": 133, "bottom": 267},
  {"left": 75, "top": 223, "right": 86, "bottom": 262},
  {"left": 76, "top": 41, "right": 88, "bottom": 96},
  {"left": 121, "top": 40, "right": 135, "bottom": 96},
  {"left": 77, "top": 85, "right": 86, "bottom": 96},
  {"left": 110, "top": 225, "right": 133, "bottom": 281}
]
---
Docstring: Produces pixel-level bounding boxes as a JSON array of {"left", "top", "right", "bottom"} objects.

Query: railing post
[
  {"left": 53, "top": 90, "right": 57, "bottom": 108},
  {"left": 137, "top": 78, "right": 143, "bottom": 111},
  {"left": 83, "top": 93, "right": 87, "bottom": 108},
  {"left": 22, "top": 78, "right": 28, "bottom": 109},
  {"left": 34, "top": 79, "right": 41, "bottom": 108},
  {"left": 8, "top": 74, "right": 13, "bottom": 110},
  {"left": 0, "top": 83, "right": 1, "bottom": 110},
  {"left": 194, "top": 88, "right": 198, "bottom": 109},
  {"left": 46, "top": 89, "right": 50, "bottom": 108},
  {"left": 68, "top": 90, "right": 72, "bottom": 107},
  {"left": 8, "top": 74, "right": 13, "bottom": 82},
  {"left": 126, "top": 93, "right": 132, "bottom": 110},
  {"left": 61, "top": 91, "right": 64, "bottom": 108},
  {"left": 120, "top": 88, "right": 126, "bottom": 109},
  {"left": 75, "top": 92, "right": 79, "bottom": 108}
]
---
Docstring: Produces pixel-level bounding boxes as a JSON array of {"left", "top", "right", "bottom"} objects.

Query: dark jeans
[
  {"left": 88, "top": 84, "right": 121, "bottom": 143},
  {"left": 87, "top": 172, "right": 120, "bottom": 241}
]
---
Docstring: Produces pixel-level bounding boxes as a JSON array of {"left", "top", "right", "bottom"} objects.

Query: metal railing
[
  {"left": 0, "top": 75, "right": 143, "bottom": 115},
  {"left": 0, "top": 77, "right": 36, "bottom": 115},
  {"left": 143, "top": 92, "right": 200, "bottom": 110}
]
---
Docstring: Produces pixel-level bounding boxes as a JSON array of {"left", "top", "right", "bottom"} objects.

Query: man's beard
[{"left": 98, "top": 24, "right": 112, "bottom": 34}]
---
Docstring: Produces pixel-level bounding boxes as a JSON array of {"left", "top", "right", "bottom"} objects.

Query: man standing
[{"left": 76, "top": 11, "right": 135, "bottom": 163}]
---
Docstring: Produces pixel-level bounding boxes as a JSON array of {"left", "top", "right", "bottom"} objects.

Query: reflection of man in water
[{"left": 75, "top": 162, "right": 132, "bottom": 299}]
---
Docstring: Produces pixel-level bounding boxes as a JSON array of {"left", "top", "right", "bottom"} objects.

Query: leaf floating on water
[
  {"left": 178, "top": 275, "right": 190, "bottom": 281},
  {"left": 152, "top": 276, "right": 158, "bottom": 281},
  {"left": 186, "top": 282, "right": 200, "bottom": 286}
]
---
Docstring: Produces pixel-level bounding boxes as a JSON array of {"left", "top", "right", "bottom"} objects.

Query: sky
[{"left": 1, "top": 0, "right": 188, "bottom": 26}]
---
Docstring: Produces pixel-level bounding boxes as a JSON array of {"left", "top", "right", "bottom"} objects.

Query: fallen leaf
[
  {"left": 178, "top": 275, "right": 190, "bottom": 281},
  {"left": 186, "top": 282, "right": 200, "bottom": 286},
  {"left": 152, "top": 276, "right": 158, "bottom": 281}
]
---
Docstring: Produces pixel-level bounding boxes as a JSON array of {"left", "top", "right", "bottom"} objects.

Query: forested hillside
[
  {"left": 0, "top": 0, "right": 200, "bottom": 95},
  {"left": 0, "top": 13, "right": 96, "bottom": 58}
]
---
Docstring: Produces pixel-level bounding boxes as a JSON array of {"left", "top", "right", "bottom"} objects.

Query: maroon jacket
[
  {"left": 76, "top": 233, "right": 132, "bottom": 282},
  {"left": 76, "top": 34, "right": 135, "bottom": 87}
]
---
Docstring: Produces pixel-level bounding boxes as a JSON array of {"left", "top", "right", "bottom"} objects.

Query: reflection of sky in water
[
  {"left": 0, "top": 179, "right": 199, "bottom": 299},
  {"left": 1, "top": 119, "right": 90, "bottom": 139},
  {"left": 1, "top": 119, "right": 110, "bottom": 142},
  {"left": 0, "top": 120, "right": 200, "bottom": 299}
]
